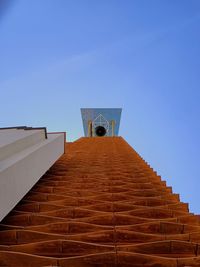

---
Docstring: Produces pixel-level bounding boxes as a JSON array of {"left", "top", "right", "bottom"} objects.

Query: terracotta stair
[{"left": 0, "top": 137, "right": 200, "bottom": 266}]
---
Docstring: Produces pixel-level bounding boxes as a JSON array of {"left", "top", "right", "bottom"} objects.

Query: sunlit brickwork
[{"left": 0, "top": 137, "right": 200, "bottom": 266}]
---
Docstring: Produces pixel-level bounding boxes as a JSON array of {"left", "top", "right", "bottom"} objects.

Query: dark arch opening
[{"left": 95, "top": 126, "right": 106, "bottom": 137}]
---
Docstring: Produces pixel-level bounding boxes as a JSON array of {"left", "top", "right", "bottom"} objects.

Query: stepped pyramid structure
[{"left": 0, "top": 110, "right": 200, "bottom": 266}]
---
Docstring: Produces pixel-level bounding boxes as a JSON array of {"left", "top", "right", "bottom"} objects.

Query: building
[
  {"left": 0, "top": 110, "right": 200, "bottom": 266},
  {"left": 0, "top": 126, "right": 65, "bottom": 221}
]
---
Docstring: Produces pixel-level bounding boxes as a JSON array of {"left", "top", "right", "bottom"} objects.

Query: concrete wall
[
  {"left": 0, "top": 129, "right": 45, "bottom": 161},
  {"left": 0, "top": 129, "right": 65, "bottom": 221}
]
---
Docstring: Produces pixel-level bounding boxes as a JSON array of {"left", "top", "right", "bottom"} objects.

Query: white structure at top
[
  {"left": 0, "top": 127, "right": 65, "bottom": 221},
  {"left": 92, "top": 114, "right": 109, "bottom": 136}
]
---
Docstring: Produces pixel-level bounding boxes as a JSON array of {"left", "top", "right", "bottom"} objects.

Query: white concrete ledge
[
  {"left": 0, "top": 129, "right": 45, "bottom": 161},
  {"left": 0, "top": 129, "right": 65, "bottom": 221}
]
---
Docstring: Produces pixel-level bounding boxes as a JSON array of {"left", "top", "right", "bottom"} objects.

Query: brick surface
[{"left": 0, "top": 137, "right": 200, "bottom": 266}]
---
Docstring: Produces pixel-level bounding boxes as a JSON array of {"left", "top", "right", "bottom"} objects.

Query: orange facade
[{"left": 0, "top": 137, "right": 200, "bottom": 266}]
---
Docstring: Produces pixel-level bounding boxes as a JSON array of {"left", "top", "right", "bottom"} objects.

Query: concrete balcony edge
[{"left": 0, "top": 132, "right": 65, "bottom": 221}]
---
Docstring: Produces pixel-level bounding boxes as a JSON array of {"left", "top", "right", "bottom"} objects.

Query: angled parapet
[
  {"left": 81, "top": 108, "right": 122, "bottom": 137},
  {"left": 0, "top": 127, "right": 66, "bottom": 221}
]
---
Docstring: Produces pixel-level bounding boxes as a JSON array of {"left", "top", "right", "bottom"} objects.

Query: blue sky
[{"left": 0, "top": 0, "right": 200, "bottom": 213}]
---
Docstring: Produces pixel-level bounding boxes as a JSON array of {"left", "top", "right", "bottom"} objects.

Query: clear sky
[{"left": 0, "top": 0, "right": 200, "bottom": 213}]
